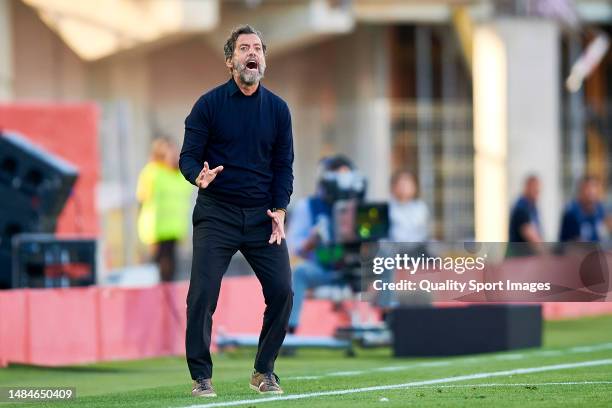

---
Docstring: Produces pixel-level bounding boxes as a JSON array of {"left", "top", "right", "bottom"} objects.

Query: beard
[{"left": 232, "top": 58, "right": 266, "bottom": 85}]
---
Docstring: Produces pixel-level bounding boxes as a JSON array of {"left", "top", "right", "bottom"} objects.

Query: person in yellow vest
[{"left": 137, "top": 137, "right": 193, "bottom": 282}]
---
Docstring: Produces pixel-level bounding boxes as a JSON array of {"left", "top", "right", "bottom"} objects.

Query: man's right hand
[{"left": 196, "top": 161, "right": 224, "bottom": 189}]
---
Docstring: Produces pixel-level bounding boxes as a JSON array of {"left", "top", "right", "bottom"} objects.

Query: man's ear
[{"left": 225, "top": 58, "right": 233, "bottom": 71}]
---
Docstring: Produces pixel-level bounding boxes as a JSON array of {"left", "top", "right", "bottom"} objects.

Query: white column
[
  {"left": 473, "top": 19, "right": 561, "bottom": 241},
  {"left": 0, "top": 0, "right": 13, "bottom": 100},
  {"left": 354, "top": 99, "right": 392, "bottom": 201}
]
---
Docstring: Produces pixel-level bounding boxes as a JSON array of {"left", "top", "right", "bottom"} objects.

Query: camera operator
[{"left": 286, "top": 155, "right": 363, "bottom": 335}]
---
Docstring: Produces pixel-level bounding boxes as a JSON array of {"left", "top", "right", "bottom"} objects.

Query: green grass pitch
[{"left": 1, "top": 315, "right": 611, "bottom": 407}]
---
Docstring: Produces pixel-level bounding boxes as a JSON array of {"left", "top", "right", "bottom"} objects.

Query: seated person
[
  {"left": 388, "top": 170, "right": 430, "bottom": 244},
  {"left": 377, "top": 170, "right": 431, "bottom": 310}
]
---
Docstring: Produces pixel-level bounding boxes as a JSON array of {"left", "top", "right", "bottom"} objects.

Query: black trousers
[{"left": 185, "top": 194, "right": 293, "bottom": 380}]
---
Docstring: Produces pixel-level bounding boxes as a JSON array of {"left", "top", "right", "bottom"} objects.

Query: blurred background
[
  {"left": 0, "top": 0, "right": 611, "bottom": 367},
  {"left": 2, "top": 0, "right": 611, "bottom": 281}
]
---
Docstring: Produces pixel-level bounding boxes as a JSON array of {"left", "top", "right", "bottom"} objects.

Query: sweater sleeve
[
  {"left": 270, "top": 101, "right": 294, "bottom": 209},
  {"left": 179, "top": 96, "right": 210, "bottom": 186}
]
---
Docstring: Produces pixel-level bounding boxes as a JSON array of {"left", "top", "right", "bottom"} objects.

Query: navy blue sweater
[{"left": 179, "top": 78, "right": 294, "bottom": 209}]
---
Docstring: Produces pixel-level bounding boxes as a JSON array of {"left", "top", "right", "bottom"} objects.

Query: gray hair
[{"left": 223, "top": 25, "right": 267, "bottom": 61}]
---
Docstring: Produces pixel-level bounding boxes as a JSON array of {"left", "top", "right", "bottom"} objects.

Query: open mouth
[{"left": 246, "top": 60, "right": 258, "bottom": 70}]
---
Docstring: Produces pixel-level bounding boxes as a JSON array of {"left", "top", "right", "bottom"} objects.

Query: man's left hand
[{"left": 267, "top": 209, "right": 286, "bottom": 245}]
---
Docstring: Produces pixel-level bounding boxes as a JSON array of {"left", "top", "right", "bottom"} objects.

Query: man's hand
[
  {"left": 196, "top": 161, "right": 224, "bottom": 189},
  {"left": 267, "top": 209, "right": 286, "bottom": 245}
]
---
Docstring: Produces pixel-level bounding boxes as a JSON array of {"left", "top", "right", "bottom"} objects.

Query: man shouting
[{"left": 179, "top": 25, "right": 294, "bottom": 398}]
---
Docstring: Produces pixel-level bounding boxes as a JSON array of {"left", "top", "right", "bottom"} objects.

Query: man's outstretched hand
[
  {"left": 196, "top": 161, "right": 224, "bottom": 189},
  {"left": 267, "top": 209, "right": 286, "bottom": 245}
]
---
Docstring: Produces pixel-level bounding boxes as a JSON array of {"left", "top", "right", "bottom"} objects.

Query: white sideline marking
[
  {"left": 568, "top": 343, "right": 612, "bottom": 353},
  {"left": 417, "top": 361, "right": 451, "bottom": 367},
  {"left": 179, "top": 359, "right": 612, "bottom": 408},
  {"left": 495, "top": 354, "right": 525, "bottom": 360},
  {"left": 284, "top": 341, "right": 612, "bottom": 381},
  {"left": 327, "top": 370, "right": 364, "bottom": 377},
  {"left": 374, "top": 366, "right": 407, "bottom": 372},
  {"left": 536, "top": 350, "right": 563, "bottom": 357},
  {"left": 460, "top": 357, "right": 481, "bottom": 363},
  {"left": 413, "top": 381, "right": 612, "bottom": 389}
]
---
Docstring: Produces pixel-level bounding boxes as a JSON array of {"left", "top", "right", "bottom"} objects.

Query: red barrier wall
[
  {"left": 0, "top": 290, "right": 28, "bottom": 366},
  {"left": 0, "top": 104, "right": 99, "bottom": 236},
  {"left": 0, "top": 276, "right": 357, "bottom": 367},
  {"left": 1, "top": 276, "right": 611, "bottom": 368}
]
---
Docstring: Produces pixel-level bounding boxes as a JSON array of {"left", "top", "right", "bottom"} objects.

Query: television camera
[{"left": 313, "top": 165, "right": 389, "bottom": 293}]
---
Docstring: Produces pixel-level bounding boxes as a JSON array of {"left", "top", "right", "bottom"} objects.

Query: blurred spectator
[
  {"left": 559, "top": 175, "right": 609, "bottom": 242},
  {"left": 388, "top": 170, "right": 430, "bottom": 243},
  {"left": 377, "top": 170, "right": 431, "bottom": 310},
  {"left": 508, "top": 175, "right": 544, "bottom": 256},
  {"left": 136, "top": 137, "right": 193, "bottom": 281},
  {"left": 286, "top": 156, "right": 354, "bottom": 334}
]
